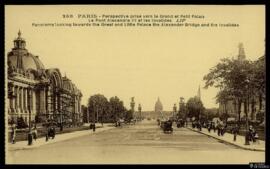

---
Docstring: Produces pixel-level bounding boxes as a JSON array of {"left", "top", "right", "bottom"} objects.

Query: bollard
[{"left": 28, "top": 133, "right": 33, "bottom": 145}]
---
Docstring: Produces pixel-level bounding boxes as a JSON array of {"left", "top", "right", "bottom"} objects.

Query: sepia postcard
[{"left": 5, "top": 5, "right": 266, "bottom": 164}]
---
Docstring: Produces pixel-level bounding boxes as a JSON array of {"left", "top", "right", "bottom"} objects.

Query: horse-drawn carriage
[{"left": 161, "top": 120, "right": 173, "bottom": 134}]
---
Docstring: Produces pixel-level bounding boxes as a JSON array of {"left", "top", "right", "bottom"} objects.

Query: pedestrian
[
  {"left": 249, "top": 125, "right": 257, "bottom": 142},
  {"left": 213, "top": 122, "right": 217, "bottom": 133},
  {"left": 198, "top": 122, "right": 202, "bottom": 131},
  {"left": 207, "top": 122, "right": 211, "bottom": 133},
  {"left": 51, "top": 126, "right": 56, "bottom": 139},
  {"left": 232, "top": 124, "right": 238, "bottom": 141},
  {"left": 221, "top": 124, "right": 225, "bottom": 136},
  {"left": 217, "top": 122, "right": 221, "bottom": 136},
  {"left": 93, "top": 123, "right": 96, "bottom": 132},
  {"left": 45, "top": 124, "right": 49, "bottom": 142},
  {"left": 192, "top": 122, "right": 195, "bottom": 128},
  {"left": 11, "top": 124, "right": 16, "bottom": 144},
  {"left": 32, "top": 126, "right": 38, "bottom": 141},
  {"left": 254, "top": 132, "right": 259, "bottom": 144}
]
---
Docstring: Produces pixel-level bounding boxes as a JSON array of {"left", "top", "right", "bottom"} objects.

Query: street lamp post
[
  {"left": 173, "top": 103, "right": 177, "bottom": 121},
  {"left": 130, "top": 97, "right": 135, "bottom": 119},
  {"left": 138, "top": 104, "right": 142, "bottom": 121},
  {"left": 244, "top": 79, "right": 250, "bottom": 145}
]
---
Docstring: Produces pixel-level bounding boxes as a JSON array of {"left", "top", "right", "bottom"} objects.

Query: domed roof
[
  {"left": 62, "top": 76, "right": 75, "bottom": 93},
  {"left": 7, "top": 31, "right": 45, "bottom": 72},
  {"left": 155, "top": 97, "right": 163, "bottom": 112},
  {"left": 8, "top": 52, "right": 45, "bottom": 71}
]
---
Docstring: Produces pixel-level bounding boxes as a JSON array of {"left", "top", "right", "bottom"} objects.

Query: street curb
[
  {"left": 8, "top": 126, "right": 115, "bottom": 151},
  {"left": 186, "top": 127, "right": 265, "bottom": 152}
]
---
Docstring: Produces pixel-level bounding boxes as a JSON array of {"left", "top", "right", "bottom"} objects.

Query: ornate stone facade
[{"left": 7, "top": 31, "right": 82, "bottom": 126}]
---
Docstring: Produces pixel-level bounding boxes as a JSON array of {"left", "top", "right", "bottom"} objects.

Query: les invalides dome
[{"left": 154, "top": 97, "right": 163, "bottom": 113}]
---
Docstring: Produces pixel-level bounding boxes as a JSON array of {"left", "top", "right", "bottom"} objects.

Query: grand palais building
[{"left": 7, "top": 31, "right": 82, "bottom": 126}]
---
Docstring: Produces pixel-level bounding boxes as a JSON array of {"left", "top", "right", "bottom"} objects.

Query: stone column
[
  {"left": 16, "top": 87, "right": 20, "bottom": 115},
  {"left": 32, "top": 88, "right": 36, "bottom": 117},
  {"left": 57, "top": 93, "right": 61, "bottom": 123},
  {"left": 11, "top": 85, "right": 15, "bottom": 112},
  {"left": 25, "top": 88, "right": 28, "bottom": 114},
  {"left": 74, "top": 97, "right": 77, "bottom": 114},
  {"left": 22, "top": 88, "right": 25, "bottom": 112},
  {"left": 40, "top": 88, "right": 46, "bottom": 114},
  {"left": 27, "top": 88, "right": 31, "bottom": 126},
  {"left": 47, "top": 86, "right": 51, "bottom": 118},
  {"left": 20, "top": 87, "right": 23, "bottom": 115},
  {"left": 45, "top": 86, "right": 48, "bottom": 115}
]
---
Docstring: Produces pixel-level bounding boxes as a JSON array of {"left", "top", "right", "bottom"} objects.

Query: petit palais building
[{"left": 6, "top": 31, "right": 82, "bottom": 127}]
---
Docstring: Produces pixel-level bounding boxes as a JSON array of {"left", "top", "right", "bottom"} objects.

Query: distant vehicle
[{"left": 163, "top": 120, "right": 173, "bottom": 134}]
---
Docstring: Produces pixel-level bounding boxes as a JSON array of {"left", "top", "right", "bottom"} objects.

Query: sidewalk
[
  {"left": 187, "top": 127, "right": 265, "bottom": 152},
  {"left": 7, "top": 123, "right": 115, "bottom": 151}
]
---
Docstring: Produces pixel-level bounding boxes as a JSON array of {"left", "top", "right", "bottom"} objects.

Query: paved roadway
[{"left": 7, "top": 120, "right": 265, "bottom": 164}]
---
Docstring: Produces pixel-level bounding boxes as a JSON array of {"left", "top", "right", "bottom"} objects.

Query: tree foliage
[
  {"left": 186, "top": 97, "right": 205, "bottom": 119},
  {"left": 108, "top": 96, "right": 126, "bottom": 121},
  {"left": 87, "top": 94, "right": 127, "bottom": 123},
  {"left": 88, "top": 94, "right": 109, "bottom": 123},
  {"left": 203, "top": 55, "right": 265, "bottom": 121}
]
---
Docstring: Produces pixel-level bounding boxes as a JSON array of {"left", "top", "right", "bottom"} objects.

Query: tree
[
  {"left": 203, "top": 58, "right": 254, "bottom": 123},
  {"left": 81, "top": 105, "right": 89, "bottom": 123},
  {"left": 88, "top": 94, "right": 108, "bottom": 124},
  {"left": 87, "top": 94, "right": 128, "bottom": 123},
  {"left": 251, "top": 56, "right": 265, "bottom": 117},
  {"left": 204, "top": 108, "right": 219, "bottom": 121},
  {"left": 125, "top": 110, "right": 133, "bottom": 121},
  {"left": 186, "top": 97, "right": 205, "bottom": 121},
  {"left": 109, "top": 96, "right": 126, "bottom": 122}
]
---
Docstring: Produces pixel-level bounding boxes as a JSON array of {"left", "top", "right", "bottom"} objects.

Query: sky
[{"left": 5, "top": 5, "right": 265, "bottom": 111}]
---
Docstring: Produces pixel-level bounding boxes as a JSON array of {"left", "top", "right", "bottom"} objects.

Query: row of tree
[
  {"left": 203, "top": 55, "right": 265, "bottom": 123},
  {"left": 84, "top": 94, "right": 132, "bottom": 123},
  {"left": 176, "top": 55, "right": 265, "bottom": 124}
]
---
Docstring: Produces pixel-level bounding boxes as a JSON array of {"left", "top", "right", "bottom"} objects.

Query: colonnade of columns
[
  {"left": 8, "top": 84, "right": 36, "bottom": 124},
  {"left": 8, "top": 83, "right": 82, "bottom": 125}
]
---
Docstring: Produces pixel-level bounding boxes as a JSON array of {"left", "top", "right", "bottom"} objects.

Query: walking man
[
  {"left": 32, "top": 125, "right": 38, "bottom": 141},
  {"left": 232, "top": 124, "right": 239, "bottom": 141},
  {"left": 11, "top": 123, "right": 16, "bottom": 144},
  {"left": 93, "top": 123, "right": 96, "bottom": 132}
]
